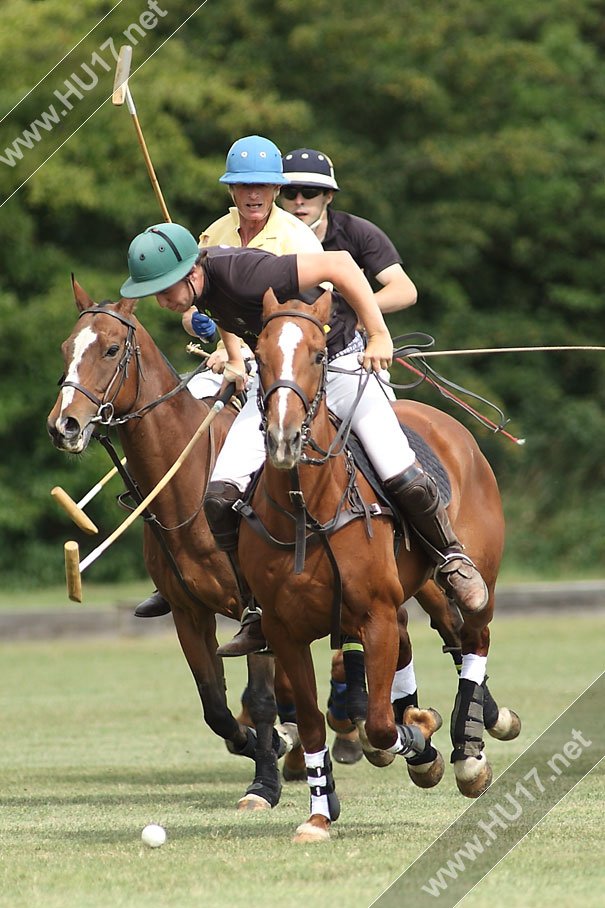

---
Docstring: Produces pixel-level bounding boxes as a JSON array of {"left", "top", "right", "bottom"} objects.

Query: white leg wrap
[
  {"left": 305, "top": 747, "right": 331, "bottom": 820},
  {"left": 391, "top": 661, "right": 417, "bottom": 701},
  {"left": 460, "top": 653, "right": 487, "bottom": 685}
]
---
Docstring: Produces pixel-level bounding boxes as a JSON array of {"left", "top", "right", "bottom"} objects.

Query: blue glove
[{"left": 191, "top": 310, "right": 217, "bottom": 342}]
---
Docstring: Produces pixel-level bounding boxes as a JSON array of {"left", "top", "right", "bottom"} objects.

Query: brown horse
[
  {"left": 238, "top": 290, "right": 519, "bottom": 841},
  {"left": 47, "top": 282, "right": 288, "bottom": 809}
]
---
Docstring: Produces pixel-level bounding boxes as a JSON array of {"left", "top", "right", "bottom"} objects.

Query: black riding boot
[
  {"left": 203, "top": 480, "right": 269, "bottom": 657},
  {"left": 134, "top": 590, "right": 171, "bottom": 618},
  {"left": 384, "top": 464, "right": 488, "bottom": 613}
]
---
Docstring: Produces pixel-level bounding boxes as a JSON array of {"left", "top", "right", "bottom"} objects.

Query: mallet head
[{"left": 112, "top": 45, "right": 133, "bottom": 106}]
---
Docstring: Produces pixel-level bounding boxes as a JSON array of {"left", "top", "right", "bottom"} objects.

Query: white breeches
[
  {"left": 187, "top": 360, "right": 258, "bottom": 400},
  {"left": 210, "top": 351, "right": 415, "bottom": 492}
]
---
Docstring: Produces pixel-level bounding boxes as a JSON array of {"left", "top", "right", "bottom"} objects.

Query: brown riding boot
[
  {"left": 203, "top": 480, "right": 270, "bottom": 657},
  {"left": 384, "top": 464, "right": 488, "bottom": 613},
  {"left": 134, "top": 590, "right": 171, "bottom": 618},
  {"left": 216, "top": 606, "right": 270, "bottom": 657}
]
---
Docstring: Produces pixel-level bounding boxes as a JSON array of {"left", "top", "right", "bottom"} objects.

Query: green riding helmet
[{"left": 120, "top": 223, "right": 200, "bottom": 298}]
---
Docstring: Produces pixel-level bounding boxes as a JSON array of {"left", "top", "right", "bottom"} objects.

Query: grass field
[{"left": 1, "top": 611, "right": 603, "bottom": 908}]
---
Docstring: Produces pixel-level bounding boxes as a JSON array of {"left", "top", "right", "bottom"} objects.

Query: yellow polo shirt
[{"left": 199, "top": 204, "right": 323, "bottom": 254}]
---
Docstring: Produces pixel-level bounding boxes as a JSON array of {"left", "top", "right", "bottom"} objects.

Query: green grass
[{"left": 1, "top": 614, "right": 604, "bottom": 907}]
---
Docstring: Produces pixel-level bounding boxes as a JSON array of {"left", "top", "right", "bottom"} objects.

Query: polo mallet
[
  {"left": 64, "top": 384, "right": 236, "bottom": 602},
  {"left": 51, "top": 457, "right": 128, "bottom": 535},
  {"left": 112, "top": 45, "right": 171, "bottom": 222}
]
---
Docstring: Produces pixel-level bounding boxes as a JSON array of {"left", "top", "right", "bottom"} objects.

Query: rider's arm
[
  {"left": 296, "top": 251, "right": 393, "bottom": 371},
  {"left": 217, "top": 328, "right": 247, "bottom": 391},
  {"left": 373, "top": 263, "right": 417, "bottom": 314}
]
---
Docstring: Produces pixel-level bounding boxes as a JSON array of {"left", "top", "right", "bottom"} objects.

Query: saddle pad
[{"left": 333, "top": 417, "right": 452, "bottom": 509}]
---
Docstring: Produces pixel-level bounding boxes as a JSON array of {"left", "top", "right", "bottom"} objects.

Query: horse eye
[
  {"left": 314, "top": 351, "right": 325, "bottom": 365},
  {"left": 105, "top": 344, "right": 120, "bottom": 357}
]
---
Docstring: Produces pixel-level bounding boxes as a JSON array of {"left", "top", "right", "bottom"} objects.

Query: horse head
[
  {"left": 47, "top": 277, "right": 140, "bottom": 453},
  {"left": 256, "top": 287, "right": 332, "bottom": 470}
]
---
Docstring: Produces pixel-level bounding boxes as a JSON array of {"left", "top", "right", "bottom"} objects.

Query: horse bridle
[
  {"left": 59, "top": 306, "right": 208, "bottom": 427},
  {"left": 257, "top": 308, "right": 328, "bottom": 442},
  {"left": 59, "top": 306, "right": 142, "bottom": 425}
]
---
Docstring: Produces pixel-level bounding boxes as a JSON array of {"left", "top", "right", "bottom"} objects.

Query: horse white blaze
[
  {"left": 61, "top": 326, "right": 97, "bottom": 412},
  {"left": 276, "top": 322, "right": 303, "bottom": 438}
]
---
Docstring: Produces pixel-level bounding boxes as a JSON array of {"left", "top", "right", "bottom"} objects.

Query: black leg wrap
[
  {"left": 246, "top": 749, "right": 282, "bottom": 808},
  {"left": 203, "top": 480, "right": 242, "bottom": 552},
  {"left": 342, "top": 643, "right": 367, "bottom": 722},
  {"left": 307, "top": 751, "right": 341, "bottom": 821},
  {"left": 406, "top": 741, "right": 439, "bottom": 766},
  {"left": 395, "top": 722, "right": 427, "bottom": 757},
  {"left": 482, "top": 676, "right": 500, "bottom": 729},
  {"left": 450, "top": 678, "right": 485, "bottom": 762},
  {"left": 226, "top": 725, "right": 257, "bottom": 760},
  {"left": 392, "top": 691, "right": 418, "bottom": 724}
]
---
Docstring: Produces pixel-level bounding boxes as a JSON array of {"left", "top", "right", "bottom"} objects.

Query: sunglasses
[{"left": 280, "top": 186, "right": 325, "bottom": 200}]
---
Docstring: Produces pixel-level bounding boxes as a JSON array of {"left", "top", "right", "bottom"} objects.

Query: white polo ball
[{"left": 141, "top": 823, "right": 167, "bottom": 848}]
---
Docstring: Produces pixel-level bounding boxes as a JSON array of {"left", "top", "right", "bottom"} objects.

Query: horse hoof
[
  {"left": 487, "top": 708, "right": 521, "bottom": 741},
  {"left": 276, "top": 721, "right": 300, "bottom": 752},
  {"left": 407, "top": 750, "right": 445, "bottom": 789},
  {"left": 283, "top": 745, "right": 307, "bottom": 782},
  {"left": 355, "top": 719, "right": 395, "bottom": 767},
  {"left": 454, "top": 753, "right": 493, "bottom": 798},
  {"left": 293, "top": 821, "right": 331, "bottom": 843},
  {"left": 403, "top": 706, "right": 443, "bottom": 740},
  {"left": 332, "top": 733, "right": 364, "bottom": 765},
  {"left": 237, "top": 792, "right": 273, "bottom": 811}
]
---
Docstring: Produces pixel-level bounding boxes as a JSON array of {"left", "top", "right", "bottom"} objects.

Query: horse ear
[
  {"left": 312, "top": 288, "right": 333, "bottom": 324},
  {"left": 262, "top": 287, "right": 280, "bottom": 319},
  {"left": 71, "top": 274, "right": 96, "bottom": 312},
  {"left": 117, "top": 297, "right": 138, "bottom": 317}
]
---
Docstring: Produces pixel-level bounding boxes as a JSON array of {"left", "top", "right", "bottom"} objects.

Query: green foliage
[{"left": 0, "top": 0, "right": 603, "bottom": 586}]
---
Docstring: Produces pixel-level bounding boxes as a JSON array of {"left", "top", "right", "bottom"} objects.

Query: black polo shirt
[
  {"left": 322, "top": 209, "right": 402, "bottom": 282},
  {"left": 195, "top": 245, "right": 357, "bottom": 356}
]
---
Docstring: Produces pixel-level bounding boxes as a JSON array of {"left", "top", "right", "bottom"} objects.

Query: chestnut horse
[
  {"left": 238, "top": 290, "right": 519, "bottom": 841},
  {"left": 47, "top": 283, "right": 287, "bottom": 810}
]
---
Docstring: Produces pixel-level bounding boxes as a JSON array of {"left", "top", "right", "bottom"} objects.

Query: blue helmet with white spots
[{"left": 219, "top": 135, "right": 287, "bottom": 185}]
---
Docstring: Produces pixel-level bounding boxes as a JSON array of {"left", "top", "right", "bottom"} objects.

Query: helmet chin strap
[{"left": 184, "top": 275, "right": 198, "bottom": 304}]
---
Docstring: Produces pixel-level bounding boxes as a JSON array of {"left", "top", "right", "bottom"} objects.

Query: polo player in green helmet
[{"left": 121, "top": 222, "right": 489, "bottom": 662}]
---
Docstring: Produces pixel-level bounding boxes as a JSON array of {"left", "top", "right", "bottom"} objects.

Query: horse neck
[{"left": 115, "top": 332, "right": 213, "bottom": 513}]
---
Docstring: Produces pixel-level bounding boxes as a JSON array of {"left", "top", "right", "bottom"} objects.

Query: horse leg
[
  {"left": 450, "top": 601, "right": 498, "bottom": 798},
  {"left": 416, "top": 582, "right": 520, "bottom": 743},
  {"left": 392, "top": 606, "right": 445, "bottom": 788},
  {"left": 360, "top": 605, "right": 442, "bottom": 766},
  {"left": 269, "top": 633, "right": 339, "bottom": 843},
  {"left": 237, "top": 654, "right": 284, "bottom": 810},
  {"left": 326, "top": 646, "right": 363, "bottom": 766},
  {"left": 274, "top": 661, "right": 306, "bottom": 782},
  {"left": 170, "top": 608, "right": 258, "bottom": 772}
]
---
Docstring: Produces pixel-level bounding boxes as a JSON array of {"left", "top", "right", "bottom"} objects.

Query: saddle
[{"left": 336, "top": 415, "right": 452, "bottom": 514}]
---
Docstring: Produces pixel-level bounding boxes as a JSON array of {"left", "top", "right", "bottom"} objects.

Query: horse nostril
[{"left": 62, "top": 416, "right": 82, "bottom": 440}]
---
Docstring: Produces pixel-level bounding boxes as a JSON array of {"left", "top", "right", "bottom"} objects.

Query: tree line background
[{"left": 0, "top": 0, "right": 603, "bottom": 588}]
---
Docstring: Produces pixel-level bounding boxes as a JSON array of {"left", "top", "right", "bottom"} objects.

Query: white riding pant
[
  {"left": 187, "top": 359, "right": 258, "bottom": 400},
  {"left": 210, "top": 351, "right": 415, "bottom": 492}
]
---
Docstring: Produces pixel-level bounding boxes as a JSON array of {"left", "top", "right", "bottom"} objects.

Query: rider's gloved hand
[{"left": 191, "top": 310, "right": 217, "bottom": 342}]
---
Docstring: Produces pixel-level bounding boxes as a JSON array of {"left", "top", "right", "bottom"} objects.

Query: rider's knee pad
[{"left": 203, "top": 480, "right": 242, "bottom": 552}]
